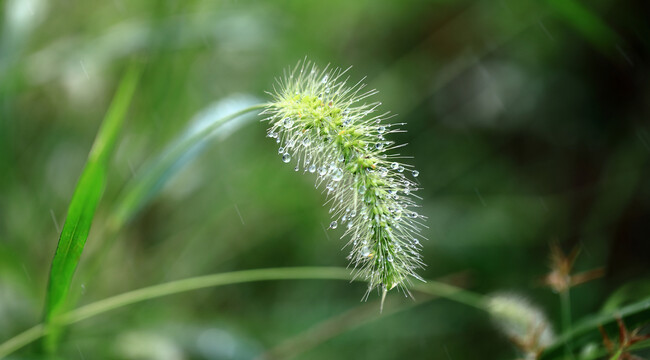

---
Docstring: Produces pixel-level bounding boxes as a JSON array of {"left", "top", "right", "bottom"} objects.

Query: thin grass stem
[
  {"left": 560, "top": 289, "right": 575, "bottom": 360},
  {"left": 0, "top": 267, "right": 484, "bottom": 358}
]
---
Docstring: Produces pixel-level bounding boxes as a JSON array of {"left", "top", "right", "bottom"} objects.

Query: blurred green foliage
[{"left": 1, "top": 0, "right": 649, "bottom": 359}]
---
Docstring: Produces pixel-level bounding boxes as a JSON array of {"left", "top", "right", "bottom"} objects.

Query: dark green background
[{"left": 1, "top": 0, "right": 649, "bottom": 358}]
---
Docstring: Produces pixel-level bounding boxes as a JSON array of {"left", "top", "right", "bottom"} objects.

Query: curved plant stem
[
  {"left": 109, "top": 102, "right": 268, "bottom": 230},
  {"left": 0, "top": 267, "right": 484, "bottom": 358}
]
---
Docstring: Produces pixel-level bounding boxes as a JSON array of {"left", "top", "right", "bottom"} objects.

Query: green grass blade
[{"left": 42, "top": 64, "right": 140, "bottom": 352}]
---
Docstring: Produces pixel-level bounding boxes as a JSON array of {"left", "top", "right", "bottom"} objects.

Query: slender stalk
[
  {"left": 0, "top": 267, "right": 485, "bottom": 358},
  {"left": 109, "top": 102, "right": 268, "bottom": 230},
  {"left": 560, "top": 289, "right": 575, "bottom": 360}
]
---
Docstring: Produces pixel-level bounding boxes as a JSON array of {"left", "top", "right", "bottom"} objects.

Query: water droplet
[
  {"left": 380, "top": 167, "right": 388, "bottom": 177},
  {"left": 347, "top": 222, "right": 353, "bottom": 229},
  {"left": 305, "top": 154, "right": 312, "bottom": 164},
  {"left": 332, "top": 168, "right": 343, "bottom": 181},
  {"left": 375, "top": 143, "right": 383, "bottom": 150},
  {"left": 358, "top": 185, "right": 366, "bottom": 194},
  {"left": 283, "top": 118, "right": 294, "bottom": 129},
  {"left": 338, "top": 154, "right": 344, "bottom": 162},
  {"left": 378, "top": 126, "right": 386, "bottom": 134},
  {"left": 412, "top": 170, "right": 419, "bottom": 177},
  {"left": 361, "top": 247, "right": 371, "bottom": 257},
  {"left": 282, "top": 153, "right": 291, "bottom": 163},
  {"left": 322, "top": 75, "right": 328, "bottom": 83},
  {"left": 286, "top": 139, "right": 296, "bottom": 148},
  {"left": 387, "top": 254, "right": 394, "bottom": 263},
  {"left": 294, "top": 165, "right": 300, "bottom": 171},
  {"left": 302, "top": 138, "right": 311, "bottom": 146},
  {"left": 278, "top": 147, "right": 284, "bottom": 155},
  {"left": 329, "top": 221, "right": 337, "bottom": 229},
  {"left": 342, "top": 215, "right": 347, "bottom": 222},
  {"left": 398, "top": 166, "right": 404, "bottom": 173},
  {"left": 391, "top": 162, "right": 399, "bottom": 170},
  {"left": 318, "top": 166, "right": 327, "bottom": 176},
  {"left": 308, "top": 164, "right": 316, "bottom": 173},
  {"left": 269, "top": 132, "right": 278, "bottom": 139}
]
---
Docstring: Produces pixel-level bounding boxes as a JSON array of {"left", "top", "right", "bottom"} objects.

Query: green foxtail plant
[{"left": 262, "top": 61, "right": 426, "bottom": 301}]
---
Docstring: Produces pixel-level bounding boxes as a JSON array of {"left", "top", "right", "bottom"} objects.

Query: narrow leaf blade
[{"left": 43, "top": 65, "right": 140, "bottom": 352}]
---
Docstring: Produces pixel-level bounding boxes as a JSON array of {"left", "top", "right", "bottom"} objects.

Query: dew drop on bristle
[
  {"left": 361, "top": 247, "right": 371, "bottom": 257},
  {"left": 391, "top": 162, "right": 399, "bottom": 170},
  {"left": 309, "top": 164, "right": 316, "bottom": 173},
  {"left": 329, "top": 221, "right": 337, "bottom": 229},
  {"left": 412, "top": 170, "right": 419, "bottom": 177},
  {"left": 332, "top": 168, "right": 343, "bottom": 181},
  {"left": 282, "top": 153, "right": 291, "bottom": 163}
]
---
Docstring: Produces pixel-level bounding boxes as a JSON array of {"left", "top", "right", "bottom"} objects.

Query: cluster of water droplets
[{"left": 263, "top": 61, "right": 426, "bottom": 296}]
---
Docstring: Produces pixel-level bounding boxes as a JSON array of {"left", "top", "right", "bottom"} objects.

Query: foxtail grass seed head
[
  {"left": 263, "top": 61, "right": 426, "bottom": 298},
  {"left": 487, "top": 294, "right": 555, "bottom": 358}
]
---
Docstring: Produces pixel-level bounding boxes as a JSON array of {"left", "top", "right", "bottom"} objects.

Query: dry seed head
[
  {"left": 262, "top": 60, "right": 426, "bottom": 297},
  {"left": 487, "top": 294, "right": 555, "bottom": 357}
]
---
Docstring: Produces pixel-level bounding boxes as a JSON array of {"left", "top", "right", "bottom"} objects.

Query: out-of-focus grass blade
[
  {"left": 109, "top": 95, "right": 265, "bottom": 229},
  {"left": 43, "top": 65, "right": 140, "bottom": 352},
  {"left": 546, "top": 0, "right": 620, "bottom": 55},
  {"left": 540, "top": 295, "right": 650, "bottom": 359}
]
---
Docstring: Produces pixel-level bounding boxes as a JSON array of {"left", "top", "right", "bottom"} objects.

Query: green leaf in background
[
  {"left": 42, "top": 64, "right": 140, "bottom": 352},
  {"left": 78, "top": 96, "right": 266, "bottom": 290},
  {"left": 546, "top": 0, "right": 620, "bottom": 55},
  {"left": 109, "top": 95, "right": 266, "bottom": 230}
]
